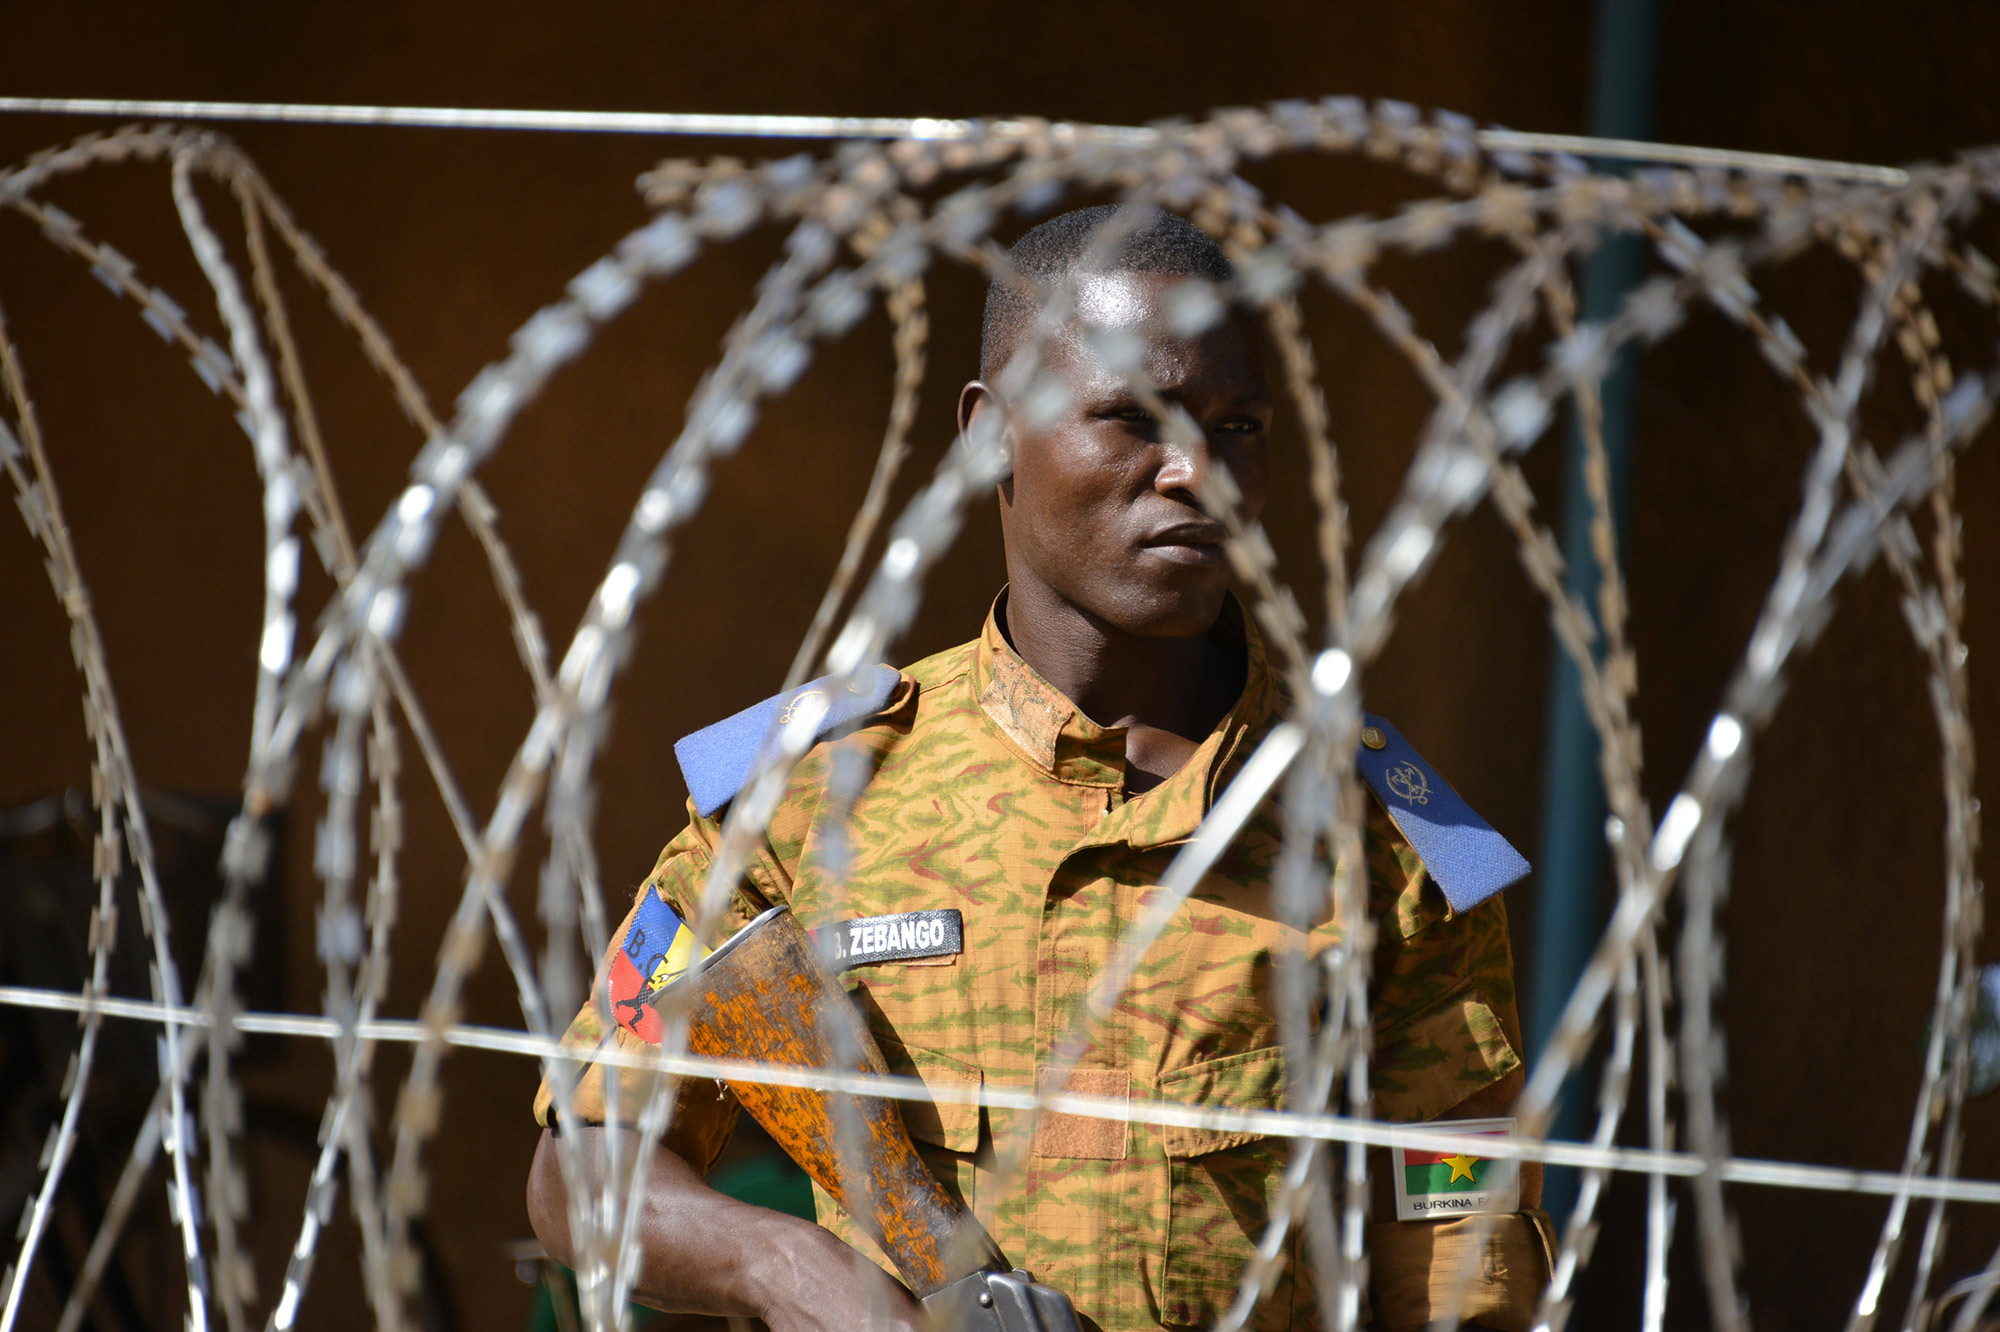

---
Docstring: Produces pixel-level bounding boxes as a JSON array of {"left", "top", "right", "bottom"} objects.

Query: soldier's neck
[{"left": 1000, "top": 590, "right": 1243, "bottom": 789}]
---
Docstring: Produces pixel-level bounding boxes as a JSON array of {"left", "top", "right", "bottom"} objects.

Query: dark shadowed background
[{"left": 3, "top": 3, "right": 1999, "bottom": 1329}]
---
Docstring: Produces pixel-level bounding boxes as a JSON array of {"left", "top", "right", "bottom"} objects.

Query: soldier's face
[{"left": 983, "top": 271, "right": 1272, "bottom": 639}]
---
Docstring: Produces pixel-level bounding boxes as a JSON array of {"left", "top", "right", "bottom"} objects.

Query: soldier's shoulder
[
  {"left": 900, "top": 636, "right": 977, "bottom": 695},
  {"left": 673, "top": 663, "right": 910, "bottom": 818},
  {"left": 670, "top": 635, "right": 986, "bottom": 819}
]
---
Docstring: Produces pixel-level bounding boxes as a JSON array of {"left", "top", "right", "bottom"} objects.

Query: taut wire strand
[{"left": 0, "top": 94, "right": 1912, "bottom": 183}]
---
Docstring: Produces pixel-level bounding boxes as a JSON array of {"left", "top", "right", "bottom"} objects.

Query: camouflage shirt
[{"left": 537, "top": 601, "right": 1526, "bottom": 1330}]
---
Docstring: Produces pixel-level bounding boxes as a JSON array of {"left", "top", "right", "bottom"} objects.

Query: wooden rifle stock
[{"left": 677, "top": 906, "right": 1000, "bottom": 1298}]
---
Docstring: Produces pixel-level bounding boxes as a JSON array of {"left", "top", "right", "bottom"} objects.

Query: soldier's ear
[
  {"left": 958, "top": 380, "right": 1013, "bottom": 483},
  {"left": 957, "top": 379, "right": 992, "bottom": 437}
]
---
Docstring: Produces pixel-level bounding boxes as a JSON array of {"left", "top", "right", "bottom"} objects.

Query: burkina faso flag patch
[{"left": 1390, "top": 1117, "right": 1522, "bottom": 1221}]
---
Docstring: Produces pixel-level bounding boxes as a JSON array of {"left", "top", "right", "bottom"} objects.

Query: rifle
[{"left": 675, "top": 905, "right": 1081, "bottom": 1332}]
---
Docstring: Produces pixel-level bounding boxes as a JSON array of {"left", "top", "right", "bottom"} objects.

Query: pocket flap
[
  {"left": 880, "top": 1039, "right": 982, "bottom": 1153},
  {"left": 1155, "top": 1044, "right": 1287, "bottom": 1158},
  {"left": 1373, "top": 986, "right": 1521, "bottom": 1124}
]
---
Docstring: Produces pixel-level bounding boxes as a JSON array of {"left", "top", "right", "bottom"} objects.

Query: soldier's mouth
[{"left": 1140, "top": 522, "right": 1227, "bottom": 565}]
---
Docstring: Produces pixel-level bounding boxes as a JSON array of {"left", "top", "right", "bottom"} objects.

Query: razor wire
[{"left": 0, "top": 97, "right": 1994, "bottom": 1332}]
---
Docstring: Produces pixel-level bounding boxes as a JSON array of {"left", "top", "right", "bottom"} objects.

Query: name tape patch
[{"left": 820, "top": 909, "right": 962, "bottom": 969}]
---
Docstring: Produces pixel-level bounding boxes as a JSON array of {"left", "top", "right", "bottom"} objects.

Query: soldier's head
[{"left": 960, "top": 206, "right": 1272, "bottom": 643}]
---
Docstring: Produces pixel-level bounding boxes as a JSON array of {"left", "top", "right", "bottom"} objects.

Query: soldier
[{"left": 526, "top": 206, "right": 1551, "bottom": 1330}]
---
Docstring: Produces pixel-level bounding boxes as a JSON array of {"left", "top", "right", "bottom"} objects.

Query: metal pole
[{"left": 1528, "top": 0, "right": 1661, "bottom": 1224}]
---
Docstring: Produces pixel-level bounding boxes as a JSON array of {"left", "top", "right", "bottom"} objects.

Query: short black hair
[{"left": 979, "top": 205, "right": 1235, "bottom": 381}]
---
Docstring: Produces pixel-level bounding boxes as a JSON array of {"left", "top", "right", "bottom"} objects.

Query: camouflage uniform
[{"left": 537, "top": 602, "right": 1544, "bottom": 1330}]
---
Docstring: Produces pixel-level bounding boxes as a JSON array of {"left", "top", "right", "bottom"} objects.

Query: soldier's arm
[
  {"left": 1364, "top": 1067, "right": 1537, "bottom": 1202},
  {"left": 1365, "top": 885, "right": 1542, "bottom": 1217},
  {"left": 526, "top": 1125, "right": 925, "bottom": 1331},
  {"left": 1361, "top": 792, "right": 1553, "bottom": 1332},
  {"left": 527, "top": 813, "right": 900, "bottom": 1328}
]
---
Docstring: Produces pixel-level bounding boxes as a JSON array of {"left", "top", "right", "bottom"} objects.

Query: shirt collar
[
  {"left": 973, "top": 594, "right": 1126, "bottom": 788},
  {"left": 972, "top": 591, "right": 1282, "bottom": 842}
]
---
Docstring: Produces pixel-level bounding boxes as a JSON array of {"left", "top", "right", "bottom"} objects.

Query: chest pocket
[
  {"left": 1145, "top": 862, "right": 1300, "bottom": 1071},
  {"left": 791, "top": 870, "right": 974, "bottom": 1059},
  {"left": 877, "top": 1036, "right": 983, "bottom": 1236},
  {"left": 879, "top": 1037, "right": 983, "bottom": 1153},
  {"left": 1155, "top": 1045, "right": 1300, "bottom": 1330}
]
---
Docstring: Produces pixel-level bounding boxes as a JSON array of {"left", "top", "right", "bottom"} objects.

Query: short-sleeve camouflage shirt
[{"left": 537, "top": 601, "right": 1526, "bottom": 1331}]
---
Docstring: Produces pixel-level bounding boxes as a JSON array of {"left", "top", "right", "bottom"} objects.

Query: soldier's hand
[{"left": 529, "top": 1126, "right": 927, "bottom": 1328}]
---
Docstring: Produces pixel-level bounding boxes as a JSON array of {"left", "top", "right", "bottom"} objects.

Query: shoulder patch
[
  {"left": 674, "top": 664, "right": 904, "bottom": 818},
  {"left": 1356, "top": 714, "right": 1530, "bottom": 913}
]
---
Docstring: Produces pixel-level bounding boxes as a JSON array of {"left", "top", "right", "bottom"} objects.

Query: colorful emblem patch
[
  {"left": 1391, "top": 1117, "right": 1522, "bottom": 1221},
  {"left": 607, "top": 890, "right": 708, "bottom": 1045}
]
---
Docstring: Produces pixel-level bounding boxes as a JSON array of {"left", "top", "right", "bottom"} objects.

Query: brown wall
[{"left": 2, "top": 3, "right": 1998, "bottom": 1329}]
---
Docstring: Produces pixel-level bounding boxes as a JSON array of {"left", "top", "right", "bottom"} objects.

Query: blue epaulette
[
  {"left": 1355, "top": 714, "right": 1530, "bottom": 913},
  {"left": 673, "top": 664, "right": 903, "bottom": 818}
]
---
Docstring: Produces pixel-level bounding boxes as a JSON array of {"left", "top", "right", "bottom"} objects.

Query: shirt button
[{"left": 1361, "top": 726, "right": 1387, "bottom": 750}]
